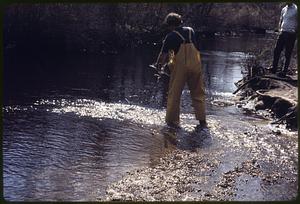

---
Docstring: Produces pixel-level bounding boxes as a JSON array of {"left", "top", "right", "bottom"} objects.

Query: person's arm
[
  {"left": 155, "top": 35, "right": 170, "bottom": 69},
  {"left": 277, "top": 8, "right": 284, "bottom": 32},
  {"left": 155, "top": 52, "right": 168, "bottom": 68},
  {"left": 190, "top": 28, "right": 200, "bottom": 51},
  {"left": 278, "top": 16, "right": 282, "bottom": 32}
]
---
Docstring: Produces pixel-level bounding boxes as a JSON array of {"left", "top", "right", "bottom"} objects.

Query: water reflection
[{"left": 4, "top": 49, "right": 245, "bottom": 108}]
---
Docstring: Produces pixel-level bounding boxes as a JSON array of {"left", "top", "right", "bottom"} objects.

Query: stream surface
[{"left": 3, "top": 35, "right": 298, "bottom": 201}]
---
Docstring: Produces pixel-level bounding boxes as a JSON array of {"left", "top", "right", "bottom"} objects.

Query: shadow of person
[
  {"left": 180, "top": 127, "right": 213, "bottom": 152},
  {"left": 160, "top": 126, "right": 179, "bottom": 150},
  {"left": 160, "top": 125, "right": 213, "bottom": 152}
]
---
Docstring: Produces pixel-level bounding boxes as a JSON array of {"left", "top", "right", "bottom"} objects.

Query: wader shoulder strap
[
  {"left": 188, "top": 28, "right": 192, "bottom": 42},
  {"left": 173, "top": 31, "right": 186, "bottom": 42}
]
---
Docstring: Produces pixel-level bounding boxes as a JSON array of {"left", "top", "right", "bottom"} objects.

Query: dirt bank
[{"left": 234, "top": 72, "right": 298, "bottom": 130}]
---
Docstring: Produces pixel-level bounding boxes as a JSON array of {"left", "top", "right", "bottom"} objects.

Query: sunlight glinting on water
[
  {"left": 52, "top": 99, "right": 167, "bottom": 126},
  {"left": 50, "top": 99, "right": 211, "bottom": 132}
]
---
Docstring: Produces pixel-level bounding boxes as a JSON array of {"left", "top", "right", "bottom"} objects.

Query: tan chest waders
[{"left": 166, "top": 28, "right": 206, "bottom": 126}]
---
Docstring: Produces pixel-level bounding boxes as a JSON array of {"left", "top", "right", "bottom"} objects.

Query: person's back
[
  {"left": 162, "top": 26, "right": 198, "bottom": 55},
  {"left": 172, "top": 27, "right": 201, "bottom": 69},
  {"left": 280, "top": 3, "right": 297, "bottom": 33}
]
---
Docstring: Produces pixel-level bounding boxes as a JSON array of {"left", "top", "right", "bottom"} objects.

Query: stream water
[{"left": 3, "top": 35, "right": 297, "bottom": 201}]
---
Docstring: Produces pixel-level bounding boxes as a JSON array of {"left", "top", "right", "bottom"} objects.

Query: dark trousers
[{"left": 272, "top": 31, "right": 297, "bottom": 72}]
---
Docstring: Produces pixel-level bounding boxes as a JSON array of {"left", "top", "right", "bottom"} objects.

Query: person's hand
[
  {"left": 274, "top": 29, "right": 281, "bottom": 35},
  {"left": 155, "top": 62, "right": 162, "bottom": 70}
]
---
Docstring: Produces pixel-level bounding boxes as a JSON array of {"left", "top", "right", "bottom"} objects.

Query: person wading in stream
[
  {"left": 270, "top": 2, "right": 297, "bottom": 77},
  {"left": 155, "top": 12, "right": 207, "bottom": 129}
]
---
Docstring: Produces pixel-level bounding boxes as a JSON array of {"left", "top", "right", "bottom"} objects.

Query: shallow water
[{"left": 3, "top": 36, "right": 297, "bottom": 201}]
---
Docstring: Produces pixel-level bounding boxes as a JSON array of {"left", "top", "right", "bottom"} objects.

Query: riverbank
[
  {"left": 5, "top": 3, "right": 281, "bottom": 55},
  {"left": 234, "top": 73, "right": 297, "bottom": 130}
]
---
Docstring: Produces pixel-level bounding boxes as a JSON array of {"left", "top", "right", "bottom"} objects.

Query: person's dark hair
[{"left": 164, "top": 12, "right": 183, "bottom": 27}]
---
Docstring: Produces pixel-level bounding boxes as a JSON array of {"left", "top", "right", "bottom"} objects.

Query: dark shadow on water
[{"left": 160, "top": 126, "right": 213, "bottom": 152}]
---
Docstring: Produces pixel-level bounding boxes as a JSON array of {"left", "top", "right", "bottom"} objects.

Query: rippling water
[{"left": 4, "top": 36, "right": 296, "bottom": 201}]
